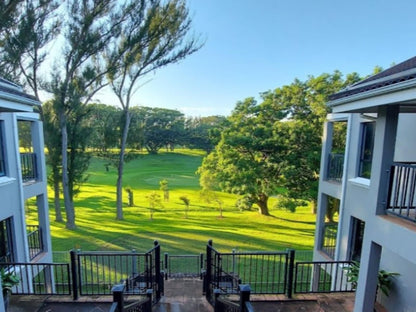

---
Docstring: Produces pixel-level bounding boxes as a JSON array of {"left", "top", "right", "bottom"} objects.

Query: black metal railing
[
  {"left": 164, "top": 253, "right": 203, "bottom": 279},
  {"left": 321, "top": 223, "right": 338, "bottom": 259},
  {"left": 214, "top": 284, "right": 253, "bottom": 312},
  {"left": 76, "top": 250, "right": 148, "bottom": 296},
  {"left": 72, "top": 241, "right": 162, "bottom": 303},
  {"left": 326, "top": 153, "right": 344, "bottom": 182},
  {"left": 27, "top": 225, "right": 43, "bottom": 260},
  {"left": 294, "top": 261, "right": 353, "bottom": 293},
  {"left": 145, "top": 241, "right": 162, "bottom": 303},
  {"left": 205, "top": 240, "right": 353, "bottom": 303},
  {"left": 20, "top": 152, "right": 37, "bottom": 182},
  {"left": 386, "top": 163, "right": 416, "bottom": 223},
  {"left": 1, "top": 262, "right": 71, "bottom": 295},
  {"left": 205, "top": 240, "right": 289, "bottom": 303},
  {"left": 110, "top": 284, "right": 152, "bottom": 312}
]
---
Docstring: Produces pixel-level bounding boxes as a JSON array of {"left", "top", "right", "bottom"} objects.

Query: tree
[
  {"left": 50, "top": 0, "right": 121, "bottom": 229},
  {"left": 42, "top": 100, "right": 63, "bottom": 222},
  {"left": 87, "top": 103, "right": 121, "bottom": 152},
  {"left": 266, "top": 72, "right": 362, "bottom": 213},
  {"left": 198, "top": 97, "right": 288, "bottom": 215},
  {"left": 159, "top": 179, "right": 169, "bottom": 202},
  {"left": 0, "top": 0, "right": 60, "bottom": 93},
  {"left": 142, "top": 107, "right": 185, "bottom": 154},
  {"left": 146, "top": 191, "right": 163, "bottom": 220},
  {"left": 184, "top": 115, "right": 227, "bottom": 153},
  {"left": 198, "top": 72, "right": 363, "bottom": 216},
  {"left": 179, "top": 195, "right": 190, "bottom": 218},
  {"left": 0, "top": 1, "right": 24, "bottom": 35},
  {"left": 105, "top": 0, "right": 202, "bottom": 220}
]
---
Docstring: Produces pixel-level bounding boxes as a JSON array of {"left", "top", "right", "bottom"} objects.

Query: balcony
[
  {"left": 386, "top": 163, "right": 416, "bottom": 223},
  {"left": 321, "top": 223, "right": 337, "bottom": 259},
  {"left": 20, "top": 152, "right": 37, "bottom": 183},
  {"left": 326, "top": 153, "right": 344, "bottom": 183},
  {"left": 27, "top": 225, "right": 43, "bottom": 260}
]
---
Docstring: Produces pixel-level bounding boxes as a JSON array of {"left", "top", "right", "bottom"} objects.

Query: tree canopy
[{"left": 198, "top": 72, "right": 362, "bottom": 215}]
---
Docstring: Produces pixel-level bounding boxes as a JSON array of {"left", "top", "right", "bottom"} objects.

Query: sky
[{"left": 94, "top": 0, "right": 416, "bottom": 117}]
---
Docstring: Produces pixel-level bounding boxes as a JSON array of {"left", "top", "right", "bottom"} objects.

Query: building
[
  {"left": 0, "top": 78, "right": 52, "bottom": 306},
  {"left": 313, "top": 56, "right": 416, "bottom": 311}
]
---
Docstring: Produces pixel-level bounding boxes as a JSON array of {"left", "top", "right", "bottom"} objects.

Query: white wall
[{"left": 394, "top": 113, "right": 416, "bottom": 162}]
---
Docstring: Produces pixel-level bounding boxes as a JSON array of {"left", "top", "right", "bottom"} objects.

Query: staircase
[{"left": 153, "top": 278, "right": 213, "bottom": 312}]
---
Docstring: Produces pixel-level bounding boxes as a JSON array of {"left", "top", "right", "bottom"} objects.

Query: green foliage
[
  {"left": 184, "top": 115, "right": 227, "bottom": 153},
  {"left": 344, "top": 261, "right": 400, "bottom": 297},
  {"left": 87, "top": 103, "right": 121, "bottom": 152},
  {"left": 146, "top": 191, "right": 163, "bottom": 220},
  {"left": 273, "top": 195, "right": 307, "bottom": 213},
  {"left": 179, "top": 195, "right": 190, "bottom": 218},
  {"left": 1, "top": 268, "right": 19, "bottom": 295},
  {"left": 235, "top": 196, "right": 253, "bottom": 211},
  {"left": 198, "top": 72, "right": 363, "bottom": 217},
  {"left": 159, "top": 179, "right": 169, "bottom": 201}
]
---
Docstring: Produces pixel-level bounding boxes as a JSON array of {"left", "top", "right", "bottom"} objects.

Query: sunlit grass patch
[{"left": 46, "top": 150, "right": 316, "bottom": 254}]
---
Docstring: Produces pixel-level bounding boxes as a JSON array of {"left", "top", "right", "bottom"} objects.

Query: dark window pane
[
  {"left": 0, "top": 218, "right": 14, "bottom": 263},
  {"left": 350, "top": 217, "right": 365, "bottom": 262},
  {"left": 0, "top": 124, "right": 5, "bottom": 177},
  {"left": 359, "top": 122, "right": 375, "bottom": 178}
]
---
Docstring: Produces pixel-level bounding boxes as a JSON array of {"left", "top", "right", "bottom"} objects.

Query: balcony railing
[
  {"left": 321, "top": 223, "right": 337, "bottom": 259},
  {"left": 27, "top": 225, "right": 43, "bottom": 260},
  {"left": 387, "top": 163, "right": 416, "bottom": 223},
  {"left": 326, "top": 153, "right": 344, "bottom": 182},
  {"left": 20, "top": 152, "right": 38, "bottom": 182}
]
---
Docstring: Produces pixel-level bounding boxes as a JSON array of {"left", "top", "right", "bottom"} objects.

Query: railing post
[
  {"left": 286, "top": 249, "right": 295, "bottom": 299},
  {"left": 154, "top": 240, "right": 161, "bottom": 301},
  {"left": 239, "top": 284, "right": 251, "bottom": 312},
  {"left": 146, "top": 289, "right": 153, "bottom": 312},
  {"left": 164, "top": 253, "right": 168, "bottom": 280},
  {"left": 112, "top": 284, "right": 125, "bottom": 312},
  {"left": 70, "top": 250, "right": 79, "bottom": 300},
  {"left": 200, "top": 252, "right": 204, "bottom": 280},
  {"left": 214, "top": 289, "right": 221, "bottom": 312},
  {"left": 205, "top": 239, "right": 213, "bottom": 301}
]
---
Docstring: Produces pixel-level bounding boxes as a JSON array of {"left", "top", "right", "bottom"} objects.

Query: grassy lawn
[{"left": 38, "top": 149, "right": 316, "bottom": 254}]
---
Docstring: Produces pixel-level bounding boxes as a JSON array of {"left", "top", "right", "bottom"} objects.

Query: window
[
  {"left": 0, "top": 123, "right": 5, "bottom": 177},
  {"left": 0, "top": 218, "right": 14, "bottom": 263},
  {"left": 358, "top": 122, "right": 375, "bottom": 179},
  {"left": 349, "top": 217, "right": 365, "bottom": 262}
]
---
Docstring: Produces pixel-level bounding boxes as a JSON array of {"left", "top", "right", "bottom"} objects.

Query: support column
[{"left": 354, "top": 241, "right": 381, "bottom": 312}]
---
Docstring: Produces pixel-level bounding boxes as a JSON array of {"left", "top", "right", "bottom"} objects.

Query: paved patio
[{"left": 8, "top": 278, "right": 361, "bottom": 312}]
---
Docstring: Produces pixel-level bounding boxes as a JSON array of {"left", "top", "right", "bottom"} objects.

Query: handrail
[
  {"left": 20, "top": 152, "right": 37, "bottom": 182},
  {"left": 386, "top": 162, "right": 416, "bottom": 223}
]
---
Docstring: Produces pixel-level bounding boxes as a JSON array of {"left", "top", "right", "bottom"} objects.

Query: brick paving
[{"left": 9, "top": 279, "right": 359, "bottom": 312}]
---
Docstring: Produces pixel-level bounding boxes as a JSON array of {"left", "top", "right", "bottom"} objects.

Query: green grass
[{"left": 35, "top": 149, "right": 316, "bottom": 254}]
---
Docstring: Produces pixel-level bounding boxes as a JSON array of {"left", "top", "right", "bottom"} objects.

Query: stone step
[{"left": 153, "top": 278, "right": 213, "bottom": 312}]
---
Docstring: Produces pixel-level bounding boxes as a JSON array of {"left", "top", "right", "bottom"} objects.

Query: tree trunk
[
  {"left": 53, "top": 168, "right": 63, "bottom": 222},
  {"left": 257, "top": 194, "right": 270, "bottom": 215},
  {"left": 311, "top": 199, "right": 317, "bottom": 214},
  {"left": 60, "top": 113, "right": 76, "bottom": 229},
  {"left": 116, "top": 110, "right": 131, "bottom": 220}
]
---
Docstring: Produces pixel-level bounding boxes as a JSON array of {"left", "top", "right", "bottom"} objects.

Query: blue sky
[{"left": 96, "top": 0, "right": 416, "bottom": 117}]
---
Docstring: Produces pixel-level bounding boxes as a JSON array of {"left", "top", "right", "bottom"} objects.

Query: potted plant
[{"left": 1, "top": 268, "right": 19, "bottom": 311}]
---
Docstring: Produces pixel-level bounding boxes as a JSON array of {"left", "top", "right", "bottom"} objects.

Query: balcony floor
[{"left": 9, "top": 279, "right": 386, "bottom": 312}]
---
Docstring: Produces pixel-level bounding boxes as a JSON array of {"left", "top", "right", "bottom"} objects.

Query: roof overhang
[
  {"left": 0, "top": 78, "right": 40, "bottom": 112},
  {"left": 328, "top": 78, "right": 416, "bottom": 114}
]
